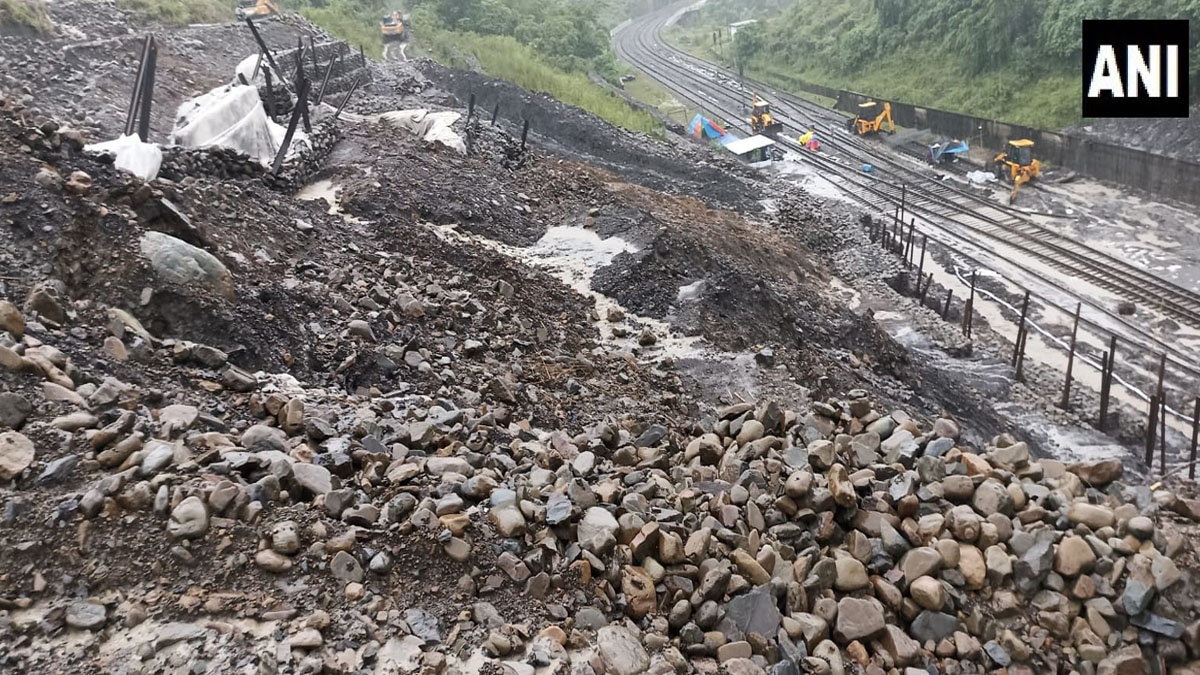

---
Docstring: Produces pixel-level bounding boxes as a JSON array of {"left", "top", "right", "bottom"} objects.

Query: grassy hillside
[
  {"left": 287, "top": 0, "right": 662, "bottom": 134},
  {"left": 0, "top": 0, "right": 52, "bottom": 32},
  {"left": 670, "top": 0, "right": 1200, "bottom": 131}
]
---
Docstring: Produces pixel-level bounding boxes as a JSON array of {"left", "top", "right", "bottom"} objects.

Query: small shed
[{"left": 723, "top": 134, "right": 777, "bottom": 163}]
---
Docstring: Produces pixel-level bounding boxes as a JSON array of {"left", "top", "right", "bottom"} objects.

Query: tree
[{"left": 733, "top": 22, "right": 765, "bottom": 69}]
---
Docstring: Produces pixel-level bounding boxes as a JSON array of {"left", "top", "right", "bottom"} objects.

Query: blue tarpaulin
[{"left": 689, "top": 113, "right": 728, "bottom": 140}]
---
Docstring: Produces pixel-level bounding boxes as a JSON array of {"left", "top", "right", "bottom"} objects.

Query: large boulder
[{"left": 139, "top": 231, "right": 232, "bottom": 298}]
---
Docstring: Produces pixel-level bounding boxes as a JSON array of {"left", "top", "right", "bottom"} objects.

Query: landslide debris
[{"left": 1, "top": 4, "right": 1200, "bottom": 675}]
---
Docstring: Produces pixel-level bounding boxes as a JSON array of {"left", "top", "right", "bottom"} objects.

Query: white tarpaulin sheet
[
  {"left": 171, "top": 84, "right": 301, "bottom": 166},
  {"left": 85, "top": 133, "right": 163, "bottom": 180},
  {"left": 377, "top": 109, "right": 466, "bottom": 154}
]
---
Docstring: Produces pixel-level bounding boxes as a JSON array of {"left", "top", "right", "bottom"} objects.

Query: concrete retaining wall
[{"left": 832, "top": 90, "right": 1200, "bottom": 206}]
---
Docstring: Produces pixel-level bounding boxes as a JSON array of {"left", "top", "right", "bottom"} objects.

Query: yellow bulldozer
[
  {"left": 381, "top": 11, "right": 408, "bottom": 42},
  {"left": 993, "top": 139, "right": 1040, "bottom": 203},
  {"left": 749, "top": 94, "right": 783, "bottom": 136},
  {"left": 847, "top": 100, "right": 895, "bottom": 136},
  {"left": 236, "top": 0, "right": 279, "bottom": 20}
]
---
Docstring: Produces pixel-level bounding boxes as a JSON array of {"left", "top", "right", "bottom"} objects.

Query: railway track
[{"left": 614, "top": 5, "right": 1200, "bottom": 379}]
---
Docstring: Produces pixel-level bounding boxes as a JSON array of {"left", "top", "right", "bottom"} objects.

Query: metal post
[
  {"left": 905, "top": 220, "right": 915, "bottom": 268},
  {"left": 1146, "top": 396, "right": 1158, "bottom": 466},
  {"left": 1015, "top": 326, "right": 1029, "bottom": 382},
  {"left": 1099, "top": 336, "right": 1117, "bottom": 428},
  {"left": 521, "top": 119, "right": 529, "bottom": 151},
  {"left": 1060, "top": 302, "right": 1081, "bottom": 410},
  {"left": 1155, "top": 353, "right": 1167, "bottom": 472},
  {"left": 963, "top": 270, "right": 976, "bottom": 337},
  {"left": 359, "top": 44, "right": 366, "bottom": 68},
  {"left": 1190, "top": 398, "right": 1199, "bottom": 480},
  {"left": 251, "top": 50, "right": 264, "bottom": 82},
  {"left": 920, "top": 273, "right": 932, "bottom": 304},
  {"left": 245, "top": 19, "right": 282, "bottom": 84},
  {"left": 136, "top": 40, "right": 157, "bottom": 142},
  {"left": 309, "top": 36, "right": 319, "bottom": 75},
  {"left": 917, "top": 235, "right": 927, "bottom": 280},
  {"left": 899, "top": 185, "right": 906, "bottom": 224},
  {"left": 317, "top": 53, "right": 340, "bottom": 105},
  {"left": 332, "top": 76, "right": 361, "bottom": 120},
  {"left": 491, "top": 103, "right": 500, "bottom": 125},
  {"left": 264, "top": 67, "right": 275, "bottom": 119},
  {"left": 467, "top": 93, "right": 476, "bottom": 124},
  {"left": 272, "top": 77, "right": 310, "bottom": 174},
  {"left": 124, "top": 35, "right": 153, "bottom": 137},
  {"left": 1012, "top": 291, "right": 1030, "bottom": 367},
  {"left": 942, "top": 289, "right": 953, "bottom": 320}
]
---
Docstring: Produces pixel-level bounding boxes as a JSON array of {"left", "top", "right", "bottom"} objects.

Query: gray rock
[
  {"left": 880, "top": 429, "right": 918, "bottom": 463},
  {"left": 0, "top": 431, "right": 35, "bottom": 480},
  {"left": 37, "top": 455, "right": 78, "bottom": 486},
  {"left": 292, "top": 463, "right": 333, "bottom": 496},
  {"left": 972, "top": 478, "right": 1013, "bottom": 516},
  {"left": 167, "top": 496, "right": 209, "bottom": 539},
  {"left": 725, "top": 585, "right": 781, "bottom": 637},
  {"left": 330, "top": 551, "right": 364, "bottom": 583},
  {"left": 241, "top": 425, "right": 288, "bottom": 453},
  {"left": 925, "top": 437, "right": 954, "bottom": 457},
  {"left": 578, "top": 507, "right": 619, "bottom": 555},
  {"left": 139, "top": 231, "right": 230, "bottom": 295},
  {"left": 910, "top": 611, "right": 958, "bottom": 643},
  {"left": 1123, "top": 579, "right": 1155, "bottom": 616},
  {"left": 65, "top": 601, "right": 107, "bottom": 630},
  {"left": 404, "top": 608, "right": 441, "bottom": 644},
  {"left": 597, "top": 625, "right": 650, "bottom": 675},
  {"left": 0, "top": 393, "right": 32, "bottom": 429},
  {"left": 983, "top": 641, "right": 1011, "bottom": 667},
  {"left": 835, "top": 597, "right": 885, "bottom": 642},
  {"left": 576, "top": 607, "right": 606, "bottom": 630}
]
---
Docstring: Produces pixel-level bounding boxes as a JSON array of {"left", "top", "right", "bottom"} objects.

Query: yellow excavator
[
  {"left": 749, "top": 94, "right": 783, "bottom": 136},
  {"left": 993, "top": 139, "right": 1040, "bottom": 203},
  {"left": 848, "top": 101, "right": 895, "bottom": 136},
  {"left": 236, "top": 0, "right": 279, "bottom": 20},
  {"left": 381, "top": 11, "right": 408, "bottom": 42}
]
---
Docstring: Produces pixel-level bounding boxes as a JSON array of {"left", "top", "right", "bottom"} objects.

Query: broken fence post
[
  {"left": 1011, "top": 290, "right": 1030, "bottom": 367},
  {"left": 962, "top": 270, "right": 976, "bottom": 337},
  {"left": 136, "top": 39, "right": 158, "bottom": 142},
  {"left": 272, "top": 77, "right": 310, "bottom": 175},
  {"left": 309, "top": 36, "right": 319, "bottom": 75},
  {"left": 332, "top": 76, "right": 361, "bottom": 120},
  {"left": 920, "top": 273, "right": 932, "bottom": 304},
  {"left": 317, "top": 53, "right": 340, "bottom": 105},
  {"left": 467, "top": 93, "right": 476, "bottom": 124},
  {"left": 1015, "top": 326, "right": 1029, "bottom": 382},
  {"left": 245, "top": 19, "right": 282, "bottom": 85},
  {"left": 359, "top": 44, "right": 366, "bottom": 68},
  {"left": 905, "top": 219, "right": 915, "bottom": 268},
  {"left": 917, "top": 235, "right": 927, "bottom": 280},
  {"left": 1099, "top": 335, "right": 1117, "bottom": 428},
  {"left": 264, "top": 67, "right": 275, "bottom": 118},
  {"left": 521, "top": 119, "right": 529, "bottom": 151},
  {"left": 491, "top": 103, "right": 500, "bottom": 125},
  {"left": 1146, "top": 396, "right": 1159, "bottom": 466},
  {"left": 942, "top": 289, "right": 953, "bottom": 320},
  {"left": 1060, "top": 301, "right": 1081, "bottom": 410},
  {"left": 1190, "top": 398, "right": 1199, "bottom": 480},
  {"left": 124, "top": 35, "right": 154, "bottom": 137}
]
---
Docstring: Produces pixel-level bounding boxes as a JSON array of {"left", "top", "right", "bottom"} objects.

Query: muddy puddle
[{"left": 295, "top": 178, "right": 782, "bottom": 405}]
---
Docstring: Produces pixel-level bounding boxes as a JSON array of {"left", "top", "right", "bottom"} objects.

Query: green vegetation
[
  {"left": 114, "top": 0, "right": 228, "bottom": 25},
  {"left": 672, "top": 0, "right": 1200, "bottom": 130},
  {"left": 281, "top": 0, "right": 664, "bottom": 134},
  {"left": 416, "top": 28, "right": 663, "bottom": 134},
  {"left": 0, "top": 0, "right": 52, "bottom": 33}
]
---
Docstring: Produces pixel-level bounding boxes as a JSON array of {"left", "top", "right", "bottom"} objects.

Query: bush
[
  {"left": 0, "top": 0, "right": 52, "bottom": 33},
  {"left": 419, "top": 29, "right": 662, "bottom": 135},
  {"left": 115, "top": 0, "right": 228, "bottom": 25}
]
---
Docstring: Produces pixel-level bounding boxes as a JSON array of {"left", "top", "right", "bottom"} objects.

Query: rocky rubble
[
  {"left": 4, "top": 277, "right": 1200, "bottom": 674},
  {"left": 3, "top": 4, "right": 1200, "bottom": 675}
]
